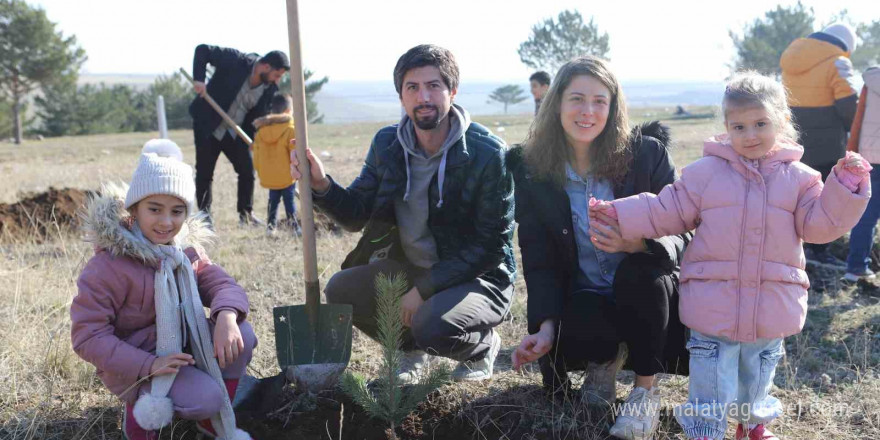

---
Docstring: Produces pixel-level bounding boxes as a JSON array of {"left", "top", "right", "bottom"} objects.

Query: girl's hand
[
  {"left": 213, "top": 310, "right": 244, "bottom": 369},
  {"left": 150, "top": 353, "right": 194, "bottom": 376},
  {"left": 590, "top": 211, "right": 647, "bottom": 254},
  {"left": 834, "top": 152, "right": 872, "bottom": 192},
  {"left": 512, "top": 332, "right": 554, "bottom": 371},
  {"left": 835, "top": 152, "right": 869, "bottom": 174},
  {"left": 588, "top": 197, "right": 618, "bottom": 221}
]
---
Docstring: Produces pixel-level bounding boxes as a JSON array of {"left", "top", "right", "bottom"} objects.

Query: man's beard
[
  {"left": 259, "top": 71, "right": 271, "bottom": 85},
  {"left": 412, "top": 104, "right": 446, "bottom": 130}
]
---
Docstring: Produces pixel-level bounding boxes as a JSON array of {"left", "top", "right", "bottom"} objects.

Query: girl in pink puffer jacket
[
  {"left": 71, "top": 140, "right": 255, "bottom": 440},
  {"left": 591, "top": 72, "right": 870, "bottom": 440}
]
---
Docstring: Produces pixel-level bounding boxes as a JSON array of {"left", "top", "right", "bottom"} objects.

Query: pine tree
[
  {"left": 0, "top": 0, "right": 86, "bottom": 143},
  {"left": 488, "top": 84, "right": 527, "bottom": 114},
  {"left": 518, "top": 10, "right": 610, "bottom": 73},
  {"left": 279, "top": 69, "right": 328, "bottom": 124},
  {"left": 853, "top": 19, "right": 880, "bottom": 71},
  {"left": 729, "top": 2, "right": 814, "bottom": 78},
  {"left": 340, "top": 272, "right": 450, "bottom": 440}
]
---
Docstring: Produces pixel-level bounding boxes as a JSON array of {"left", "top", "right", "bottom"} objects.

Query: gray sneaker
[
  {"left": 609, "top": 386, "right": 662, "bottom": 440},
  {"left": 396, "top": 350, "right": 430, "bottom": 385},
  {"left": 451, "top": 330, "right": 501, "bottom": 382}
]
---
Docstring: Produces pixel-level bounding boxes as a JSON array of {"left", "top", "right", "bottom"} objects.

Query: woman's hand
[
  {"left": 512, "top": 321, "right": 555, "bottom": 371},
  {"left": 213, "top": 310, "right": 244, "bottom": 369},
  {"left": 589, "top": 211, "right": 647, "bottom": 254},
  {"left": 289, "top": 141, "right": 330, "bottom": 192},
  {"left": 150, "top": 353, "right": 194, "bottom": 376}
]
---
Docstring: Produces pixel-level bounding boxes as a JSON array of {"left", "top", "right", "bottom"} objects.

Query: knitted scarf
[{"left": 130, "top": 223, "right": 247, "bottom": 440}]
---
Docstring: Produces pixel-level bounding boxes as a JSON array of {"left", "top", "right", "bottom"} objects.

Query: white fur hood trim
[{"left": 80, "top": 182, "right": 213, "bottom": 264}]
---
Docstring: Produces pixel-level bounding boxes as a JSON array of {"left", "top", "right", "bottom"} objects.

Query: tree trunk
[
  {"left": 503, "top": 102, "right": 508, "bottom": 114},
  {"left": 12, "top": 94, "right": 22, "bottom": 145}
]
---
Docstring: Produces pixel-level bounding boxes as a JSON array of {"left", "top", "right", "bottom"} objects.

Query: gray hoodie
[{"left": 394, "top": 104, "right": 471, "bottom": 269}]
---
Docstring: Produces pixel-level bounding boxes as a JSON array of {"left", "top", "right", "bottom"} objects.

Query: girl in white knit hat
[{"left": 71, "top": 139, "right": 256, "bottom": 440}]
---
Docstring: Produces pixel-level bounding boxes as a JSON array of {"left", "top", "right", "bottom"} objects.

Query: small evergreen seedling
[{"left": 340, "top": 272, "right": 450, "bottom": 439}]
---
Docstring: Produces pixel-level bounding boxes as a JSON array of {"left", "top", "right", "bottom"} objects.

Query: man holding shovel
[
  {"left": 189, "top": 44, "right": 289, "bottom": 226},
  {"left": 291, "top": 44, "right": 516, "bottom": 383}
]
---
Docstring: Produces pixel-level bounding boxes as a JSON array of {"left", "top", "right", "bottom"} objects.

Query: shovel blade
[{"left": 273, "top": 303, "right": 353, "bottom": 369}]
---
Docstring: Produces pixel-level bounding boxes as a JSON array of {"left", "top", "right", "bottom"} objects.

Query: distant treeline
[
  {"left": 0, "top": 73, "right": 191, "bottom": 139},
  {"left": 33, "top": 73, "right": 194, "bottom": 138},
  {"left": 0, "top": 70, "right": 327, "bottom": 140}
]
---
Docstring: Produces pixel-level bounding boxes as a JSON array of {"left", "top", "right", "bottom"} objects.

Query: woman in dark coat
[{"left": 510, "top": 56, "right": 689, "bottom": 440}]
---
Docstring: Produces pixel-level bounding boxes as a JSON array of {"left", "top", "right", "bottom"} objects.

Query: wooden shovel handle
[
  {"left": 179, "top": 68, "right": 253, "bottom": 147},
  {"left": 286, "top": 0, "right": 320, "bottom": 312}
]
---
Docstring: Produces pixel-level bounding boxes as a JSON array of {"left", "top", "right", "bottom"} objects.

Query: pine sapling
[{"left": 340, "top": 272, "right": 450, "bottom": 439}]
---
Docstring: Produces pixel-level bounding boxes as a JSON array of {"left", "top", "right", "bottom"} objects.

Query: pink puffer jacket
[
  {"left": 613, "top": 136, "right": 869, "bottom": 342},
  {"left": 70, "top": 187, "right": 249, "bottom": 403}
]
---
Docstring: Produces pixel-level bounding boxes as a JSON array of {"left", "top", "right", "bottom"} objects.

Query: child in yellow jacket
[{"left": 253, "top": 93, "right": 300, "bottom": 236}]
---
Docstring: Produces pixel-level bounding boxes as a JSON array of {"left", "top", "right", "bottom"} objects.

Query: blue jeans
[
  {"left": 675, "top": 331, "right": 784, "bottom": 439},
  {"left": 846, "top": 167, "right": 880, "bottom": 274},
  {"left": 267, "top": 184, "right": 296, "bottom": 227}
]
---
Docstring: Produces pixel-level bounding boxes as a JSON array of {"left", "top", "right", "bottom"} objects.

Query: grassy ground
[{"left": 0, "top": 108, "right": 878, "bottom": 439}]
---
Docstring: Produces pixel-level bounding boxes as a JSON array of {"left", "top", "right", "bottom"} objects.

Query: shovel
[
  {"left": 180, "top": 66, "right": 304, "bottom": 202},
  {"left": 179, "top": 67, "right": 254, "bottom": 147},
  {"left": 271, "top": 0, "right": 353, "bottom": 393}
]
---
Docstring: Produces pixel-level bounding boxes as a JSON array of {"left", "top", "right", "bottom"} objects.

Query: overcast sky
[{"left": 29, "top": 0, "right": 880, "bottom": 83}]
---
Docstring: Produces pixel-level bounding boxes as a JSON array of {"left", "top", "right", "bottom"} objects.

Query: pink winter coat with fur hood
[
  {"left": 613, "top": 136, "right": 869, "bottom": 342},
  {"left": 70, "top": 185, "right": 250, "bottom": 403}
]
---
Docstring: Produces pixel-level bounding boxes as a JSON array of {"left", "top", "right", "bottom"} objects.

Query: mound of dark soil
[
  {"left": 235, "top": 386, "right": 471, "bottom": 440},
  {"left": 231, "top": 381, "right": 638, "bottom": 440},
  {"left": 0, "top": 187, "right": 92, "bottom": 241}
]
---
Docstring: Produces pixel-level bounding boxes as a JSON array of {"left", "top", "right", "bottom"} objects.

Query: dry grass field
[{"left": 0, "top": 108, "right": 878, "bottom": 439}]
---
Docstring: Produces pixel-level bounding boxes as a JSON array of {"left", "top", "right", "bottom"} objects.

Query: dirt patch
[
  {"left": 0, "top": 187, "right": 342, "bottom": 242},
  {"left": 228, "top": 381, "right": 648, "bottom": 440},
  {"left": 234, "top": 385, "right": 473, "bottom": 440},
  {"left": 0, "top": 187, "right": 91, "bottom": 241}
]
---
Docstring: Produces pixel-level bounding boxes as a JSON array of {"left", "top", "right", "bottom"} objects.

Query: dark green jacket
[{"left": 314, "top": 121, "right": 516, "bottom": 313}]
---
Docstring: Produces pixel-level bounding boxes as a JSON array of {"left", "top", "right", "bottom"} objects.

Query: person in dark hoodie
[
  {"left": 781, "top": 23, "right": 859, "bottom": 266},
  {"left": 508, "top": 56, "right": 690, "bottom": 440},
  {"left": 291, "top": 44, "right": 515, "bottom": 383}
]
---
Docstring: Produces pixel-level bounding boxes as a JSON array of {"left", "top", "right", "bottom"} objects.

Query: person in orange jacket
[
  {"left": 252, "top": 94, "right": 301, "bottom": 236},
  {"left": 781, "top": 23, "right": 859, "bottom": 266}
]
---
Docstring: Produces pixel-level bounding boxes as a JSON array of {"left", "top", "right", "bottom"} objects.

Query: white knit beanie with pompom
[{"left": 125, "top": 139, "right": 196, "bottom": 215}]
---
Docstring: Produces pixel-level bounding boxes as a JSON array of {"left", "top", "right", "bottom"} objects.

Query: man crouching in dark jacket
[{"left": 291, "top": 44, "right": 516, "bottom": 383}]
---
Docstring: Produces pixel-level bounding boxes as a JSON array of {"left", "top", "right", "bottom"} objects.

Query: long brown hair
[{"left": 523, "top": 56, "right": 632, "bottom": 187}]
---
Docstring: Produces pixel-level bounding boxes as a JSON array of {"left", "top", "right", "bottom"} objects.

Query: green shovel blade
[{"left": 273, "top": 304, "right": 353, "bottom": 369}]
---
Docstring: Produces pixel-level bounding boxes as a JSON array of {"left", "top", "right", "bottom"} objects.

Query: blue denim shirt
[{"left": 564, "top": 164, "right": 626, "bottom": 297}]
